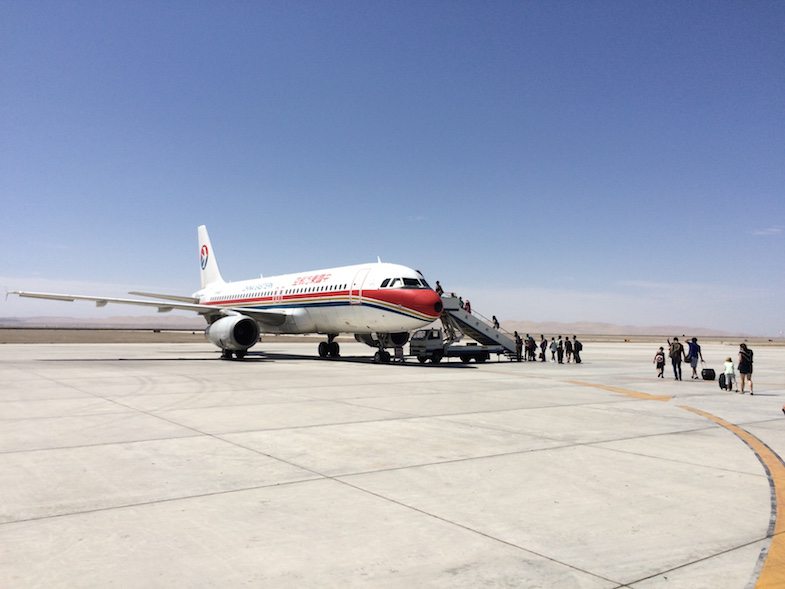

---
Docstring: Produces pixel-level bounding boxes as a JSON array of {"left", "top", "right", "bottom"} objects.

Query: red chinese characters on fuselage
[{"left": 292, "top": 274, "right": 332, "bottom": 286}]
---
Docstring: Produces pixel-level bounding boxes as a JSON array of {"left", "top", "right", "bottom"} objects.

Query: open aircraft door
[{"left": 349, "top": 267, "right": 370, "bottom": 305}]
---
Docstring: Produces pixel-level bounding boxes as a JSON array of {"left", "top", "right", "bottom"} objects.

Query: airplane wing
[
  {"left": 10, "top": 291, "right": 287, "bottom": 327},
  {"left": 128, "top": 291, "right": 201, "bottom": 304}
]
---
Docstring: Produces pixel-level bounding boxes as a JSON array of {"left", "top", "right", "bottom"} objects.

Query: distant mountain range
[
  {"left": 0, "top": 315, "right": 205, "bottom": 329},
  {"left": 500, "top": 320, "right": 737, "bottom": 338},
  {"left": 1, "top": 315, "right": 740, "bottom": 337}
]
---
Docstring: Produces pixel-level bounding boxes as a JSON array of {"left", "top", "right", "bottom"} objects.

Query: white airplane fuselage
[{"left": 196, "top": 261, "right": 442, "bottom": 335}]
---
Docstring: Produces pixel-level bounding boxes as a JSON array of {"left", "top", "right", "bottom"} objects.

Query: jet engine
[
  {"left": 354, "top": 331, "right": 410, "bottom": 349},
  {"left": 205, "top": 315, "right": 260, "bottom": 352}
]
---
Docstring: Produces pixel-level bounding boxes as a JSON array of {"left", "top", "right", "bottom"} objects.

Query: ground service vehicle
[{"left": 409, "top": 328, "right": 503, "bottom": 364}]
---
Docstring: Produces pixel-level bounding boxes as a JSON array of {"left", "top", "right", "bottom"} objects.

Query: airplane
[{"left": 11, "top": 226, "right": 444, "bottom": 362}]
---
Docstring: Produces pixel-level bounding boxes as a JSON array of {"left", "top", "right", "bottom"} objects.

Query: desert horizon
[{"left": 1, "top": 315, "right": 782, "bottom": 346}]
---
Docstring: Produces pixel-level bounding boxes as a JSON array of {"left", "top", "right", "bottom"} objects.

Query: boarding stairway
[{"left": 440, "top": 296, "right": 518, "bottom": 359}]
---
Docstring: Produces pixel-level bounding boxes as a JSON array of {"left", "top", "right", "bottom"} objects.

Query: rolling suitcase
[
  {"left": 702, "top": 368, "right": 716, "bottom": 381},
  {"left": 718, "top": 373, "right": 726, "bottom": 390}
]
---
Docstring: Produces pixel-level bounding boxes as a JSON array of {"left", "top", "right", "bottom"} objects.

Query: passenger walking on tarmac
[
  {"left": 492, "top": 315, "right": 500, "bottom": 330},
  {"left": 738, "top": 343, "right": 754, "bottom": 395},
  {"left": 540, "top": 335, "right": 547, "bottom": 362},
  {"left": 435, "top": 281, "right": 444, "bottom": 296},
  {"left": 464, "top": 300, "right": 472, "bottom": 314},
  {"left": 572, "top": 335, "right": 583, "bottom": 363},
  {"left": 653, "top": 347, "right": 665, "bottom": 378},
  {"left": 565, "top": 337, "right": 573, "bottom": 363},
  {"left": 528, "top": 335, "right": 537, "bottom": 361},
  {"left": 549, "top": 337, "right": 558, "bottom": 362},
  {"left": 557, "top": 336, "right": 564, "bottom": 364},
  {"left": 514, "top": 331, "right": 523, "bottom": 362},
  {"left": 723, "top": 357, "right": 737, "bottom": 392},
  {"left": 668, "top": 337, "right": 685, "bottom": 381},
  {"left": 686, "top": 337, "right": 705, "bottom": 379}
]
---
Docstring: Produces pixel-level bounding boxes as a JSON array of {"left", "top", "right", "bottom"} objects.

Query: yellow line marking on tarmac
[
  {"left": 568, "top": 380, "right": 785, "bottom": 584},
  {"left": 679, "top": 405, "right": 785, "bottom": 588},
  {"left": 567, "top": 380, "right": 673, "bottom": 402}
]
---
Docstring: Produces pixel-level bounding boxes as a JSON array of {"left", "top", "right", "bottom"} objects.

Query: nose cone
[{"left": 401, "top": 289, "right": 443, "bottom": 319}]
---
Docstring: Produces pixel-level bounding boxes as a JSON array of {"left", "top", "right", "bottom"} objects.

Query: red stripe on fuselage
[{"left": 201, "top": 288, "right": 442, "bottom": 319}]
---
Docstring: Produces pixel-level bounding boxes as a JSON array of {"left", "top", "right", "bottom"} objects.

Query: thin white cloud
[{"left": 751, "top": 226, "right": 783, "bottom": 237}]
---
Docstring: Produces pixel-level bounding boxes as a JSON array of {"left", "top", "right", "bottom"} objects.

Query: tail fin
[{"left": 198, "top": 225, "right": 225, "bottom": 288}]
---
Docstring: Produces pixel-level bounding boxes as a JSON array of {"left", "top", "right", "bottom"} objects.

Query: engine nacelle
[
  {"left": 354, "top": 332, "right": 410, "bottom": 349},
  {"left": 205, "top": 315, "right": 260, "bottom": 351}
]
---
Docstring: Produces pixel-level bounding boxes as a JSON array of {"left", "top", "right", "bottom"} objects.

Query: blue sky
[{"left": 2, "top": 1, "right": 783, "bottom": 335}]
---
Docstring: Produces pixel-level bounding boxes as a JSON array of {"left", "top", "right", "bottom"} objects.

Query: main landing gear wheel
[
  {"left": 234, "top": 350, "right": 247, "bottom": 360},
  {"left": 373, "top": 350, "right": 391, "bottom": 364},
  {"left": 221, "top": 349, "right": 234, "bottom": 360},
  {"left": 318, "top": 340, "right": 341, "bottom": 359}
]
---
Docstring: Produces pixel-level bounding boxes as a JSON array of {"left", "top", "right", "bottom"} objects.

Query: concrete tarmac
[{"left": 1, "top": 341, "right": 784, "bottom": 588}]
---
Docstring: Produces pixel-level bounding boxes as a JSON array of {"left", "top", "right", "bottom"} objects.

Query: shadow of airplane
[{"left": 40, "top": 351, "right": 481, "bottom": 368}]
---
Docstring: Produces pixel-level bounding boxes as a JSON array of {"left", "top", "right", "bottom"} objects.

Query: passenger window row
[{"left": 211, "top": 284, "right": 349, "bottom": 302}]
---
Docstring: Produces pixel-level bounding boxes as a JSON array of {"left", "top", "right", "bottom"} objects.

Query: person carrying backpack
[
  {"left": 668, "top": 337, "right": 685, "bottom": 381},
  {"left": 653, "top": 347, "right": 665, "bottom": 378}
]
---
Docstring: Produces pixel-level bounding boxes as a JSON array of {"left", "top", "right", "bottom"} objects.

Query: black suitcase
[
  {"left": 702, "top": 368, "right": 716, "bottom": 381},
  {"left": 718, "top": 373, "right": 726, "bottom": 389}
]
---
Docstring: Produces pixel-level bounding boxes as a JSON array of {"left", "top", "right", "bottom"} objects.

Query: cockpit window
[
  {"left": 382, "top": 277, "right": 429, "bottom": 289},
  {"left": 419, "top": 279, "right": 431, "bottom": 289}
]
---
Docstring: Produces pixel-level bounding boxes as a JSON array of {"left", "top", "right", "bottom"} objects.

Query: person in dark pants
[
  {"left": 557, "top": 336, "right": 564, "bottom": 364},
  {"left": 572, "top": 335, "right": 583, "bottom": 363},
  {"left": 514, "top": 331, "right": 523, "bottom": 362},
  {"left": 668, "top": 337, "right": 685, "bottom": 381},
  {"left": 565, "top": 337, "right": 573, "bottom": 363},
  {"left": 540, "top": 335, "right": 547, "bottom": 362}
]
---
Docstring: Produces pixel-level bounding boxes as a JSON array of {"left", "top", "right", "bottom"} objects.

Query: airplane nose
[
  {"left": 433, "top": 294, "right": 443, "bottom": 314},
  {"left": 384, "top": 289, "right": 444, "bottom": 319},
  {"left": 412, "top": 289, "right": 443, "bottom": 318}
]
